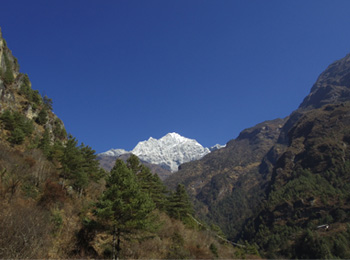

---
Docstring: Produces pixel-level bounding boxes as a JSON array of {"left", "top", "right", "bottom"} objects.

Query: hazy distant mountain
[{"left": 98, "top": 132, "right": 223, "bottom": 173}]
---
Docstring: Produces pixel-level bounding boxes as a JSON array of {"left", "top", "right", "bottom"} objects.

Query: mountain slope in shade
[
  {"left": 165, "top": 53, "right": 350, "bottom": 258},
  {"left": 299, "top": 53, "right": 350, "bottom": 109}
]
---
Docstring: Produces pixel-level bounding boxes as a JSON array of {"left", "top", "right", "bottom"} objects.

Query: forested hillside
[
  {"left": 0, "top": 27, "right": 248, "bottom": 259},
  {"left": 167, "top": 53, "right": 350, "bottom": 258}
]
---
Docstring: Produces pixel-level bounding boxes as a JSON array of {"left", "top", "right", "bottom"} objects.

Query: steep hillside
[
  {"left": 0, "top": 28, "right": 66, "bottom": 145},
  {"left": 244, "top": 101, "right": 350, "bottom": 258},
  {"left": 165, "top": 118, "right": 287, "bottom": 239},
  {"left": 299, "top": 53, "right": 350, "bottom": 109},
  {"left": 0, "top": 27, "right": 248, "bottom": 259},
  {"left": 166, "top": 53, "right": 350, "bottom": 258}
]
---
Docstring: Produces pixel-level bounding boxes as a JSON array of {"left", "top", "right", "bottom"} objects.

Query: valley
[{"left": 1, "top": 16, "right": 350, "bottom": 259}]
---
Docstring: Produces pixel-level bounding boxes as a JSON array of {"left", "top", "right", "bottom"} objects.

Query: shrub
[
  {"left": 8, "top": 127, "right": 25, "bottom": 144},
  {"left": 36, "top": 109, "right": 48, "bottom": 125}
]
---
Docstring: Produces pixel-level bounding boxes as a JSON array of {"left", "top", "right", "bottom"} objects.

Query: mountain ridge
[
  {"left": 98, "top": 132, "right": 224, "bottom": 173},
  {"left": 164, "top": 52, "right": 350, "bottom": 258}
]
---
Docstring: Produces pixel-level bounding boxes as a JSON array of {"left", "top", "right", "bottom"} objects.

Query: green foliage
[
  {"left": 59, "top": 136, "right": 100, "bottom": 194},
  {"left": 35, "top": 109, "right": 48, "bottom": 125},
  {"left": 2, "top": 53, "right": 14, "bottom": 85},
  {"left": 8, "top": 128, "right": 26, "bottom": 144},
  {"left": 94, "top": 159, "right": 155, "bottom": 259},
  {"left": 167, "top": 184, "right": 194, "bottom": 223},
  {"left": 0, "top": 110, "right": 34, "bottom": 144},
  {"left": 51, "top": 209, "right": 63, "bottom": 234},
  {"left": 19, "top": 74, "right": 42, "bottom": 106},
  {"left": 166, "top": 232, "right": 190, "bottom": 259},
  {"left": 38, "top": 129, "right": 52, "bottom": 157},
  {"left": 249, "top": 163, "right": 350, "bottom": 258},
  {"left": 53, "top": 118, "right": 67, "bottom": 140},
  {"left": 268, "top": 167, "right": 350, "bottom": 209},
  {"left": 209, "top": 243, "right": 219, "bottom": 258},
  {"left": 126, "top": 155, "right": 169, "bottom": 210},
  {"left": 80, "top": 143, "right": 103, "bottom": 182},
  {"left": 43, "top": 95, "right": 53, "bottom": 110}
]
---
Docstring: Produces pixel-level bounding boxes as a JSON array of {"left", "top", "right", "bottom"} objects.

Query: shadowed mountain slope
[{"left": 165, "top": 53, "right": 350, "bottom": 258}]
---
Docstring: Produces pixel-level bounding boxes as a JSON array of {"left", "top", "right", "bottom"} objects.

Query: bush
[
  {"left": 210, "top": 243, "right": 219, "bottom": 258},
  {"left": 8, "top": 127, "right": 25, "bottom": 144},
  {"left": 2, "top": 53, "right": 14, "bottom": 85},
  {"left": 36, "top": 109, "right": 48, "bottom": 125},
  {"left": 0, "top": 110, "right": 34, "bottom": 145}
]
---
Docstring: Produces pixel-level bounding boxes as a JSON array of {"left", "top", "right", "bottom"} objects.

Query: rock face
[
  {"left": 165, "top": 52, "right": 350, "bottom": 257},
  {"left": 98, "top": 132, "right": 213, "bottom": 173},
  {"left": 0, "top": 27, "right": 66, "bottom": 143},
  {"left": 299, "top": 53, "right": 350, "bottom": 109}
]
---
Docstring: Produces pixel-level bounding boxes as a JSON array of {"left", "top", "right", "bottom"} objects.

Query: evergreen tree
[
  {"left": 38, "top": 128, "right": 51, "bottom": 157},
  {"left": 3, "top": 53, "right": 14, "bottom": 85},
  {"left": 94, "top": 159, "right": 155, "bottom": 260},
  {"left": 43, "top": 95, "right": 53, "bottom": 111},
  {"left": 137, "top": 165, "right": 168, "bottom": 210},
  {"left": 126, "top": 154, "right": 143, "bottom": 174},
  {"left": 167, "top": 184, "right": 193, "bottom": 222},
  {"left": 80, "top": 143, "right": 103, "bottom": 182},
  {"left": 59, "top": 135, "right": 84, "bottom": 188},
  {"left": 8, "top": 127, "right": 25, "bottom": 145},
  {"left": 36, "top": 109, "right": 48, "bottom": 125},
  {"left": 126, "top": 155, "right": 168, "bottom": 209}
]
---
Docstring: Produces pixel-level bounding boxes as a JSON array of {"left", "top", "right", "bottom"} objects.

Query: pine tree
[
  {"left": 59, "top": 135, "right": 84, "bottom": 189},
  {"left": 126, "top": 154, "right": 142, "bottom": 174},
  {"left": 38, "top": 128, "right": 51, "bottom": 156},
  {"left": 80, "top": 143, "right": 103, "bottom": 182},
  {"left": 167, "top": 184, "right": 193, "bottom": 222},
  {"left": 126, "top": 154, "right": 168, "bottom": 209},
  {"left": 137, "top": 165, "right": 168, "bottom": 210},
  {"left": 94, "top": 159, "right": 155, "bottom": 260},
  {"left": 3, "top": 53, "right": 14, "bottom": 85}
]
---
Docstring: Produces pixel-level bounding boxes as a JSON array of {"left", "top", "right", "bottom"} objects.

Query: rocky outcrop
[
  {"left": 0, "top": 27, "right": 66, "bottom": 144},
  {"left": 300, "top": 53, "right": 350, "bottom": 109}
]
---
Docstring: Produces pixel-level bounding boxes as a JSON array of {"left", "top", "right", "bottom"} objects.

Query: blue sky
[{"left": 1, "top": 0, "right": 350, "bottom": 153}]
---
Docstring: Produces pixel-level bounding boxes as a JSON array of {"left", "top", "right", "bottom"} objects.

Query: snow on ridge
[
  {"left": 99, "top": 132, "right": 225, "bottom": 172},
  {"left": 99, "top": 148, "right": 129, "bottom": 157}
]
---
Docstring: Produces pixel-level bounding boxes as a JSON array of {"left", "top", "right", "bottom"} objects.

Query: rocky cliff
[{"left": 0, "top": 27, "right": 66, "bottom": 145}]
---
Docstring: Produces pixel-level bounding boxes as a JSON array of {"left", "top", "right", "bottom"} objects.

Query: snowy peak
[
  {"left": 131, "top": 133, "right": 210, "bottom": 172},
  {"left": 99, "top": 132, "right": 225, "bottom": 172},
  {"left": 210, "top": 144, "right": 227, "bottom": 152},
  {"left": 99, "top": 148, "right": 128, "bottom": 157}
]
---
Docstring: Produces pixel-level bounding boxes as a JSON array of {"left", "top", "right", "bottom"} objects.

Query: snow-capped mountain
[
  {"left": 99, "top": 132, "right": 223, "bottom": 172},
  {"left": 131, "top": 132, "right": 210, "bottom": 172},
  {"left": 99, "top": 148, "right": 129, "bottom": 157}
]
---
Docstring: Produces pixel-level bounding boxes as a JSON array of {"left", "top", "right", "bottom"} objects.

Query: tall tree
[
  {"left": 94, "top": 159, "right": 155, "bottom": 260},
  {"left": 167, "top": 184, "right": 193, "bottom": 222},
  {"left": 137, "top": 165, "right": 168, "bottom": 210},
  {"left": 126, "top": 155, "right": 168, "bottom": 209}
]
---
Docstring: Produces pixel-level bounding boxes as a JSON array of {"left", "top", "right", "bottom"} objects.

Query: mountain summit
[
  {"left": 99, "top": 132, "right": 212, "bottom": 172},
  {"left": 131, "top": 132, "right": 210, "bottom": 172}
]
